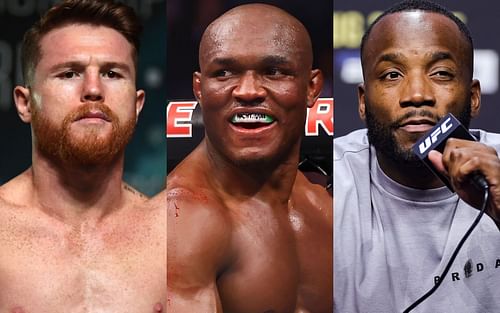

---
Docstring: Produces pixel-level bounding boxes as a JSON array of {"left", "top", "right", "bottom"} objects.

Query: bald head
[
  {"left": 192, "top": 4, "right": 323, "bottom": 168},
  {"left": 198, "top": 3, "right": 313, "bottom": 72}
]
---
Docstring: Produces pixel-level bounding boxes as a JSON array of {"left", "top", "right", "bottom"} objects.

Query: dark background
[
  {"left": 0, "top": 0, "right": 166, "bottom": 196},
  {"left": 334, "top": 0, "right": 500, "bottom": 137},
  {"left": 166, "top": 0, "right": 333, "bottom": 179}
]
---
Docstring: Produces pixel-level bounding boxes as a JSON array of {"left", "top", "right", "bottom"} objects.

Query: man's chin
[
  {"left": 368, "top": 135, "right": 422, "bottom": 165},
  {"left": 225, "top": 149, "right": 281, "bottom": 169},
  {"left": 35, "top": 122, "right": 134, "bottom": 168},
  {"left": 61, "top": 139, "right": 122, "bottom": 166},
  {"left": 231, "top": 154, "right": 272, "bottom": 168},
  {"left": 379, "top": 146, "right": 424, "bottom": 165}
]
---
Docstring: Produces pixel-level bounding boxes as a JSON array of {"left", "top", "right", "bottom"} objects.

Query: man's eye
[
  {"left": 61, "top": 71, "right": 79, "bottom": 79},
  {"left": 432, "top": 71, "right": 454, "bottom": 80},
  {"left": 266, "top": 67, "right": 284, "bottom": 76},
  {"left": 381, "top": 71, "right": 402, "bottom": 80},
  {"left": 104, "top": 70, "right": 120, "bottom": 79},
  {"left": 214, "top": 69, "right": 231, "bottom": 77}
]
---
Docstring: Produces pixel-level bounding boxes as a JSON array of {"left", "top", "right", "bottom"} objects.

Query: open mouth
[{"left": 230, "top": 113, "right": 275, "bottom": 129}]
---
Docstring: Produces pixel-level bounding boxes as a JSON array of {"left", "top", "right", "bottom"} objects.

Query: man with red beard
[
  {"left": 167, "top": 4, "right": 333, "bottom": 312},
  {"left": 0, "top": 0, "right": 165, "bottom": 311}
]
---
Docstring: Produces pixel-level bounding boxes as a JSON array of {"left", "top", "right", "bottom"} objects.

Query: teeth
[{"left": 231, "top": 113, "right": 274, "bottom": 123}]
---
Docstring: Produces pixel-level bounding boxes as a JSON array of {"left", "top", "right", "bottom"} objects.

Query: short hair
[
  {"left": 360, "top": 0, "right": 473, "bottom": 74},
  {"left": 21, "top": 0, "right": 143, "bottom": 86}
]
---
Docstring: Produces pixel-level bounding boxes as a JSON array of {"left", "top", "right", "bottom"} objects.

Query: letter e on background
[{"left": 166, "top": 101, "right": 197, "bottom": 138}]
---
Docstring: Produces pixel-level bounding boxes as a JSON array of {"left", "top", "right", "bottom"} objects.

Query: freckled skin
[
  {"left": 167, "top": 4, "right": 332, "bottom": 313},
  {"left": 0, "top": 23, "right": 166, "bottom": 312},
  {"left": 0, "top": 181, "right": 166, "bottom": 313}
]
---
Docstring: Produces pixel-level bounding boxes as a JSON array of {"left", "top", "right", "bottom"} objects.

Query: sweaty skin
[
  {"left": 167, "top": 146, "right": 332, "bottom": 313},
  {"left": 167, "top": 4, "right": 332, "bottom": 313}
]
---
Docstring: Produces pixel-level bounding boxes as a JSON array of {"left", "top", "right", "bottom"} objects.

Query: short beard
[
  {"left": 365, "top": 103, "right": 472, "bottom": 165},
  {"left": 32, "top": 103, "right": 136, "bottom": 167}
]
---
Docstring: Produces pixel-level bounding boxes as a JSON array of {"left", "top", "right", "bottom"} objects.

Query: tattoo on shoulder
[{"left": 123, "top": 184, "right": 147, "bottom": 198}]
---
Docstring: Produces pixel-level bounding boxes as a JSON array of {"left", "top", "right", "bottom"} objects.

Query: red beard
[{"left": 32, "top": 103, "right": 136, "bottom": 167}]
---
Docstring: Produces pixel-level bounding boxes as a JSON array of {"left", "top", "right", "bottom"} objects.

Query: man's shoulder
[
  {"left": 167, "top": 144, "right": 232, "bottom": 237},
  {"left": 0, "top": 189, "right": 13, "bottom": 212},
  {"left": 293, "top": 172, "right": 332, "bottom": 222},
  {"left": 167, "top": 184, "right": 233, "bottom": 277},
  {"left": 167, "top": 182, "right": 232, "bottom": 240},
  {"left": 334, "top": 129, "right": 370, "bottom": 161},
  {"left": 474, "top": 129, "right": 500, "bottom": 152},
  {"left": 167, "top": 184, "right": 227, "bottom": 217},
  {"left": 0, "top": 170, "right": 32, "bottom": 208}
]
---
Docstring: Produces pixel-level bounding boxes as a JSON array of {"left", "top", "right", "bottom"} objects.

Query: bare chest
[
  {"left": 294, "top": 216, "right": 333, "bottom": 313},
  {"left": 0, "top": 215, "right": 166, "bottom": 313},
  {"left": 217, "top": 203, "right": 332, "bottom": 313},
  {"left": 215, "top": 205, "right": 299, "bottom": 313}
]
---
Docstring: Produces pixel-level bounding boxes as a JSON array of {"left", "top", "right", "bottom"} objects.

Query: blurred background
[
  {"left": 334, "top": 0, "right": 500, "bottom": 137},
  {"left": 0, "top": 0, "right": 166, "bottom": 196},
  {"left": 166, "top": 0, "right": 333, "bottom": 185}
]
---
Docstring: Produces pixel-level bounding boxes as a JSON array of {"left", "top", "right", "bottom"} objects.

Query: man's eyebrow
[
  {"left": 429, "top": 51, "right": 454, "bottom": 63},
  {"left": 210, "top": 55, "right": 291, "bottom": 67},
  {"left": 49, "top": 61, "right": 85, "bottom": 72},
  {"left": 48, "top": 61, "right": 132, "bottom": 73},
  {"left": 377, "top": 52, "right": 407, "bottom": 64},
  {"left": 261, "top": 55, "right": 291, "bottom": 66},
  {"left": 376, "top": 51, "right": 455, "bottom": 64},
  {"left": 100, "top": 62, "right": 132, "bottom": 74},
  {"left": 211, "top": 57, "right": 238, "bottom": 67}
]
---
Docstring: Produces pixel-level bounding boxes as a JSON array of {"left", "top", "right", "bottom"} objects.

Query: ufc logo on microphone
[{"left": 418, "top": 117, "right": 453, "bottom": 154}]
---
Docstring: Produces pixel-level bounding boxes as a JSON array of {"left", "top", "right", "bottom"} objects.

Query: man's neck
[
  {"left": 375, "top": 149, "right": 445, "bottom": 190},
  {"left": 29, "top": 152, "right": 126, "bottom": 225},
  {"left": 203, "top": 140, "right": 300, "bottom": 207}
]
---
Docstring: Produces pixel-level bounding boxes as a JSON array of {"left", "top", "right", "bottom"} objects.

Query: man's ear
[
  {"left": 306, "top": 69, "right": 323, "bottom": 108},
  {"left": 193, "top": 72, "right": 202, "bottom": 107},
  {"left": 14, "top": 86, "right": 33, "bottom": 123},
  {"left": 357, "top": 83, "right": 366, "bottom": 121},
  {"left": 135, "top": 89, "right": 146, "bottom": 121},
  {"left": 470, "top": 79, "right": 481, "bottom": 118}
]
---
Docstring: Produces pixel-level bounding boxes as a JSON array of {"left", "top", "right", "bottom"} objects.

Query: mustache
[
  {"left": 389, "top": 110, "right": 441, "bottom": 128},
  {"left": 68, "top": 103, "right": 115, "bottom": 123}
]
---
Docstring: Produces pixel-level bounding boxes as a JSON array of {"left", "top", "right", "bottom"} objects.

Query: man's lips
[
  {"left": 75, "top": 111, "right": 111, "bottom": 122},
  {"left": 398, "top": 118, "right": 436, "bottom": 133},
  {"left": 229, "top": 121, "right": 276, "bottom": 134}
]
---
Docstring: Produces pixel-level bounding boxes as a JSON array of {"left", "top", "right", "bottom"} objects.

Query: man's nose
[
  {"left": 233, "top": 71, "right": 266, "bottom": 104},
  {"left": 399, "top": 74, "right": 435, "bottom": 107},
  {"left": 81, "top": 71, "right": 104, "bottom": 102}
]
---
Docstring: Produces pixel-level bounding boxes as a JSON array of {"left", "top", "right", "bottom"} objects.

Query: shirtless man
[
  {"left": 167, "top": 4, "right": 332, "bottom": 312},
  {"left": 0, "top": 0, "right": 165, "bottom": 311}
]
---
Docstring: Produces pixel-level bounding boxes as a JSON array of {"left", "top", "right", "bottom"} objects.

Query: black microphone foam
[{"left": 412, "top": 113, "right": 488, "bottom": 192}]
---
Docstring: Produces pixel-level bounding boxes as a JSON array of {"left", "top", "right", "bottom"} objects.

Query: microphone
[
  {"left": 412, "top": 113, "right": 488, "bottom": 191},
  {"left": 405, "top": 113, "right": 491, "bottom": 312}
]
